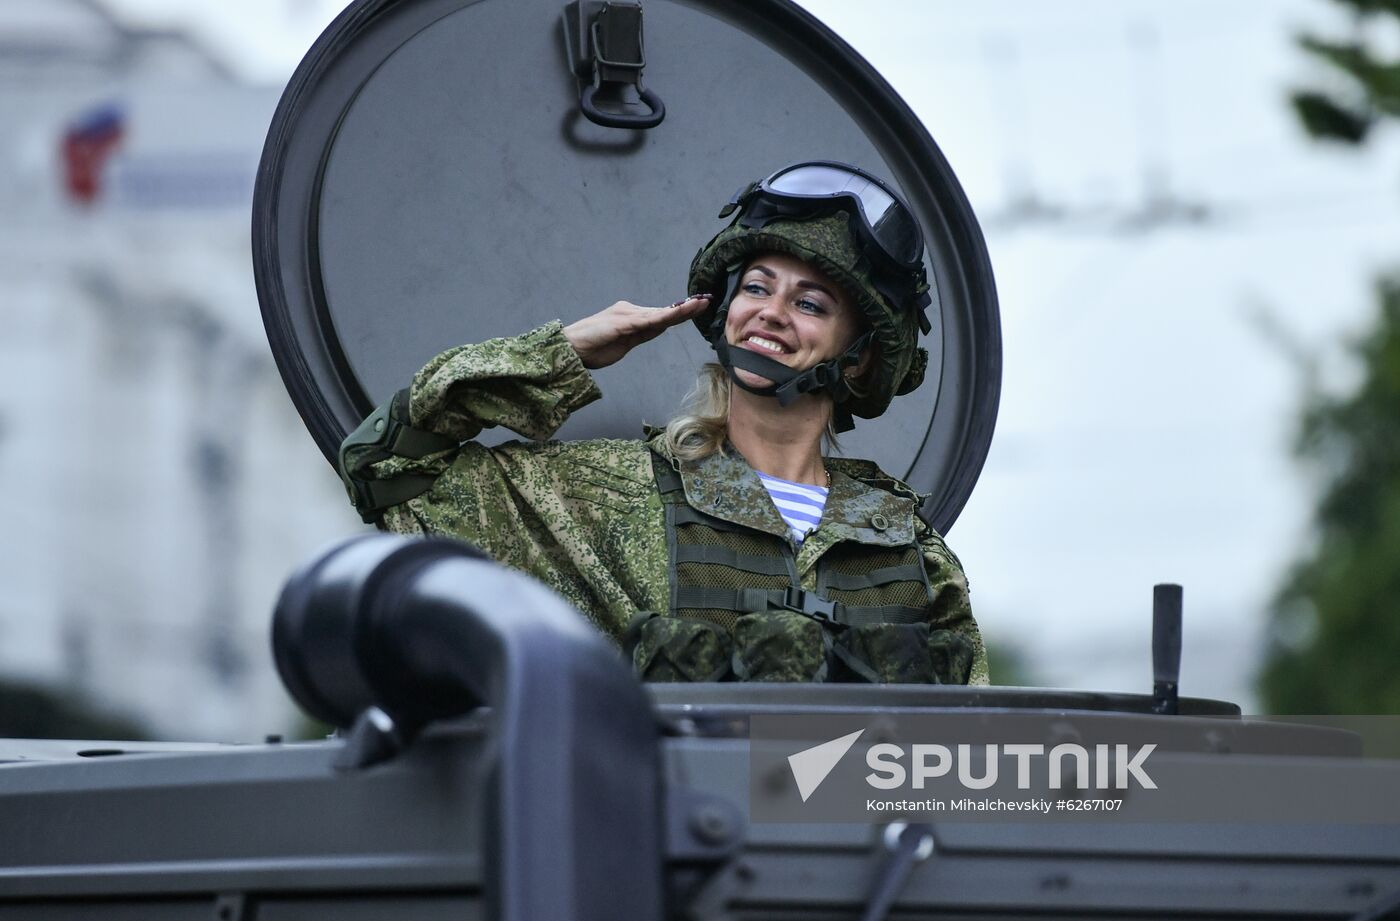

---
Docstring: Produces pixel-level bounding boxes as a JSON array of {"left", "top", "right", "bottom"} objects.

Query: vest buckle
[{"left": 781, "top": 587, "right": 841, "bottom": 625}]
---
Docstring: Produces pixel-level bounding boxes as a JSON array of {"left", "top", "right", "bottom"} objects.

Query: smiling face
[{"left": 724, "top": 251, "right": 865, "bottom": 391}]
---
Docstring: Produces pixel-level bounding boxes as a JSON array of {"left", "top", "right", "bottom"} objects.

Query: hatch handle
[
  {"left": 860, "top": 823, "right": 937, "bottom": 921},
  {"left": 565, "top": 1, "right": 666, "bottom": 129}
]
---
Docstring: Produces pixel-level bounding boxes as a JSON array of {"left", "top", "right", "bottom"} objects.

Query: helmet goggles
[{"left": 719, "top": 160, "right": 931, "bottom": 327}]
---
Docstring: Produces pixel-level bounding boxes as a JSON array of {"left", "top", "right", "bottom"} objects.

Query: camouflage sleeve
[
  {"left": 917, "top": 525, "right": 990, "bottom": 686},
  {"left": 353, "top": 321, "right": 601, "bottom": 491},
  {"left": 351, "top": 324, "right": 671, "bottom": 636},
  {"left": 409, "top": 320, "right": 602, "bottom": 441}
]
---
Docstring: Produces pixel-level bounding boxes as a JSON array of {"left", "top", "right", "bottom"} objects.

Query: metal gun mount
[{"left": 3, "top": 535, "right": 1400, "bottom": 920}]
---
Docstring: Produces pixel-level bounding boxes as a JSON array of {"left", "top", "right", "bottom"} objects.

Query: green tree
[
  {"left": 1259, "top": 0, "right": 1400, "bottom": 713},
  {"left": 1288, "top": 0, "right": 1400, "bottom": 145}
]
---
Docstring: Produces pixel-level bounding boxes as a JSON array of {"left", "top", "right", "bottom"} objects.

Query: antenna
[{"left": 1152, "top": 583, "right": 1182, "bottom": 715}]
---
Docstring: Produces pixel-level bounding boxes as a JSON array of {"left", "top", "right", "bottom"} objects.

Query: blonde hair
[
  {"left": 663, "top": 363, "right": 852, "bottom": 461},
  {"left": 664, "top": 363, "right": 731, "bottom": 461}
]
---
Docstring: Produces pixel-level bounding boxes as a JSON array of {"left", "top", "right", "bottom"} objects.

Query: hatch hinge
[{"left": 564, "top": 1, "right": 666, "bottom": 129}]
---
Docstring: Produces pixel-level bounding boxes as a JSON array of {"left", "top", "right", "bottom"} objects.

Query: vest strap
[
  {"left": 676, "top": 586, "right": 796, "bottom": 616},
  {"left": 673, "top": 585, "right": 926, "bottom": 628},
  {"left": 836, "top": 605, "right": 929, "bottom": 627},
  {"left": 675, "top": 544, "right": 793, "bottom": 576},
  {"left": 831, "top": 640, "right": 883, "bottom": 684},
  {"left": 651, "top": 453, "right": 685, "bottom": 495},
  {"left": 820, "top": 561, "right": 929, "bottom": 591}
]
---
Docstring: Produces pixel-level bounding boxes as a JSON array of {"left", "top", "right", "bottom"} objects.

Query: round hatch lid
[{"left": 253, "top": 0, "right": 1000, "bottom": 533}]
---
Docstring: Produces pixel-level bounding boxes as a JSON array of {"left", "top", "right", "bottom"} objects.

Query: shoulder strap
[
  {"left": 649, "top": 448, "right": 686, "bottom": 497},
  {"left": 649, "top": 451, "right": 685, "bottom": 616}
]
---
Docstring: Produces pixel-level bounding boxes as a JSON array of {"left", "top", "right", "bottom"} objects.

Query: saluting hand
[{"left": 563, "top": 294, "right": 713, "bottom": 370}]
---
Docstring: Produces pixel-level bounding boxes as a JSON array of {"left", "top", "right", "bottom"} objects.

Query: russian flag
[{"left": 62, "top": 103, "right": 125, "bottom": 205}]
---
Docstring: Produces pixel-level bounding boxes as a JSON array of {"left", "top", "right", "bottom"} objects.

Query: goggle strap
[
  {"left": 719, "top": 182, "right": 758, "bottom": 219},
  {"left": 915, "top": 290, "right": 932, "bottom": 335},
  {"left": 705, "top": 268, "right": 745, "bottom": 340}
]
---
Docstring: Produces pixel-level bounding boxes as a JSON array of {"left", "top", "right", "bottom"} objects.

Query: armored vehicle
[{"left": 2, "top": 0, "right": 1399, "bottom": 917}]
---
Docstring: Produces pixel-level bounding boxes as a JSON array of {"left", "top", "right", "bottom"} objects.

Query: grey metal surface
[
  {"left": 0, "top": 739, "right": 232, "bottom": 764},
  {"left": 2, "top": 723, "right": 1398, "bottom": 916},
  {"left": 0, "top": 735, "right": 485, "bottom": 900},
  {"left": 646, "top": 682, "right": 1242, "bottom": 717},
  {"left": 664, "top": 738, "right": 1400, "bottom": 918},
  {"left": 254, "top": 0, "right": 1000, "bottom": 532}
]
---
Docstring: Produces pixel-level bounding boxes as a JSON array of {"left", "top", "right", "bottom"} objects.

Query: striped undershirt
[{"left": 756, "top": 471, "right": 829, "bottom": 545}]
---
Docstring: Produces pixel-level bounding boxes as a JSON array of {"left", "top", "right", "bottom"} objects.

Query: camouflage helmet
[{"left": 687, "top": 163, "right": 932, "bottom": 422}]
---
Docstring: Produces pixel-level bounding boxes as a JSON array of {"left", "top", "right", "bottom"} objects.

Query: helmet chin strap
[{"left": 706, "top": 270, "right": 871, "bottom": 433}]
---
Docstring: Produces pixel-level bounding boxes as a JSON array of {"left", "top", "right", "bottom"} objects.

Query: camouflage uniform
[{"left": 348, "top": 320, "right": 989, "bottom": 685}]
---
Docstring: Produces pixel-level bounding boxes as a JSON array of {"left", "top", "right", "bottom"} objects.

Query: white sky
[{"left": 100, "top": 0, "right": 1400, "bottom": 708}]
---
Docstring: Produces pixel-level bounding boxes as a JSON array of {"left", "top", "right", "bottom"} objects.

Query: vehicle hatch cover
[{"left": 253, "top": 0, "right": 1001, "bottom": 532}]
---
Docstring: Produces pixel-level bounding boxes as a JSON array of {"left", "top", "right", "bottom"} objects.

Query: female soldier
[{"left": 339, "top": 161, "right": 987, "bottom": 685}]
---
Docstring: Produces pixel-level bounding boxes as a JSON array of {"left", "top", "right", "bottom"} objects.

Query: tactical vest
[{"left": 631, "top": 451, "right": 971, "bottom": 684}]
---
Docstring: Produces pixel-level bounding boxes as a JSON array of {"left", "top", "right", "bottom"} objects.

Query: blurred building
[{"left": 0, "top": 0, "right": 364, "bottom": 740}]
